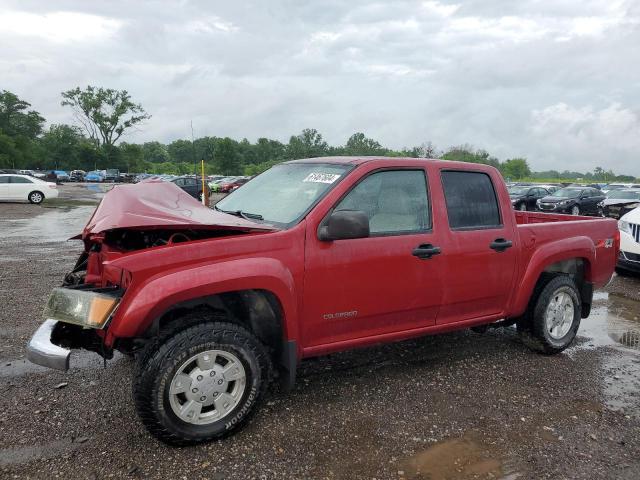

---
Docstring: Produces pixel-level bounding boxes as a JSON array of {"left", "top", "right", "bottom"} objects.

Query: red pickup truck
[{"left": 27, "top": 157, "right": 619, "bottom": 445}]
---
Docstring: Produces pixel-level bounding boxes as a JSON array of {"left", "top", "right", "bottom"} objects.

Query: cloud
[
  {"left": 530, "top": 103, "right": 640, "bottom": 173},
  {"left": 0, "top": 0, "right": 639, "bottom": 175}
]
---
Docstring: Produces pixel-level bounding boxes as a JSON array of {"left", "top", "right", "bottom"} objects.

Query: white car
[
  {"left": 617, "top": 207, "right": 640, "bottom": 275},
  {"left": 0, "top": 174, "right": 59, "bottom": 204}
]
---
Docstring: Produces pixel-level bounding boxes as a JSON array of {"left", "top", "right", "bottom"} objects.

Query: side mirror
[{"left": 318, "top": 210, "right": 369, "bottom": 241}]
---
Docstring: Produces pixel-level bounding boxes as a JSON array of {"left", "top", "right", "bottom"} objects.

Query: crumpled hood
[{"left": 83, "top": 180, "right": 277, "bottom": 236}]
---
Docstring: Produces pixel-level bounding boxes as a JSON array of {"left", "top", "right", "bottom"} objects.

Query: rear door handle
[
  {"left": 490, "top": 238, "right": 513, "bottom": 252},
  {"left": 412, "top": 244, "right": 442, "bottom": 260}
]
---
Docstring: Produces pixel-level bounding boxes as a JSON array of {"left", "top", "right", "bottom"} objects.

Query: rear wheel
[
  {"left": 28, "top": 191, "right": 44, "bottom": 204},
  {"left": 518, "top": 275, "right": 581, "bottom": 354},
  {"left": 133, "top": 321, "right": 271, "bottom": 445}
]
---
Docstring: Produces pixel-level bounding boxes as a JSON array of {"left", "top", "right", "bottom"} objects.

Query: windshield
[
  {"left": 553, "top": 188, "right": 582, "bottom": 198},
  {"left": 508, "top": 186, "right": 530, "bottom": 195},
  {"left": 216, "top": 163, "right": 351, "bottom": 226},
  {"left": 606, "top": 190, "right": 640, "bottom": 200}
]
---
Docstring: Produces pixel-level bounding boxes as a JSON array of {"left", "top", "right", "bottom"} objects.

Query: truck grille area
[{"left": 539, "top": 203, "right": 556, "bottom": 211}]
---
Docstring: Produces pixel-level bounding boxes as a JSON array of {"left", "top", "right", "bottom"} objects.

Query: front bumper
[
  {"left": 618, "top": 251, "right": 640, "bottom": 273},
  {"left": 26, "top": 319, "right": 70, "bottom": 371}
]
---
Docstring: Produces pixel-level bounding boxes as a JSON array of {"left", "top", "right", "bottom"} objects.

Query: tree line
[{"left": 1, "top": 87, "right": 637, "bottom": 182}]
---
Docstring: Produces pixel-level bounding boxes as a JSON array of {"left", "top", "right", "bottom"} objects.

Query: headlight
[
  {"left": 619, "top": 220, "right": 632, "bottom": 235},
  {"left": 625, "top": 203, "right": 640, "bottom": 209},
  {"left": 559, "top": 199, "right": 571, "bottom": 205},
  {"left": 536, "top": 199, "right": 542, "bottom": 205},
  {"left": 43, "top": 288, "right": 119, "bottom": 329},
  {"left": 511, "top": 198, "right": 518, "bottom": 204}
]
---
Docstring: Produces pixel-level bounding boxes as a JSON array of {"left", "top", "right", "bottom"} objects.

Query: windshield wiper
[{"left": 214, "top": 206, "right": 263, "bottom": 220}]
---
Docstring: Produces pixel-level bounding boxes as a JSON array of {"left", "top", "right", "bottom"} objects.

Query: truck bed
[{"left": 514, "top": 211, "right": 619, "bottom": 288}]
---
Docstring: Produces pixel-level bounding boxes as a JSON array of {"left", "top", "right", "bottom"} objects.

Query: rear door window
[{"left": 441, "top": 171, "right": 501, "bottom": 229}]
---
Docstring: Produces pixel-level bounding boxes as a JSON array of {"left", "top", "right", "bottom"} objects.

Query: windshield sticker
[{"left": 303, "top": 172, "right": 341, "bottom": 184}]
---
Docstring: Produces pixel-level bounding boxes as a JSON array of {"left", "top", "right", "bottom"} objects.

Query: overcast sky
[{"left": 1, "top": 0, "right": 639, "bottom": 174}]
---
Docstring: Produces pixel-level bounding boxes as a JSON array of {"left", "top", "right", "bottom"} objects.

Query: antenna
[{"left": 191, "top": 120, "right": 197, "bottom": 176}]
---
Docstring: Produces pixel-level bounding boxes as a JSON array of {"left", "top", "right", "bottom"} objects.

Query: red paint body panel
[{"left": 74, "top": 158, "right": 617, "bottom": 361}]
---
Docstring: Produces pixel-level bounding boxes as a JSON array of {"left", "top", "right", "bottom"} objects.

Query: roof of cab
[{"left": 284, "top": 156, "right": 439, "bottom": 166}]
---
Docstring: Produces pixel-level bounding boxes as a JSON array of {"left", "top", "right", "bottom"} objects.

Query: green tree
[
  {"left": 216, "top": 137, "right": 242, "bottom": 175},
  {"left": 501, "top": 158, "right": 531, "bottom": 180},
  {"left": 119, "top": 142, "right": 146, "bottom": 173},
  {"left": 61, "top": 86, "right": 150, "bottom": 155},
  {"left": 343, "top": 132, "right": 386, "bottom": 156},
  {"left": 286, "top": 128, "right": 329, "bottom": 159},
  {"left": 142, "top": 141, "right": 169, "bottom": 163},
  {"left": 39, "top": 124, "right": 87, "bottom": 170},
  {"left": 0, "top": 90, "right": 45, "bottom": 168},
  {"left": 168, "top": 139, "right": 195, "bottom": 163}
]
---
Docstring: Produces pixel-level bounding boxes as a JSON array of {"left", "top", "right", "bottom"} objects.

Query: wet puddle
[
  {"left": 571, "top": 291, "right": 640, "bottom": 416},
  {"left": 402, "top": 435, "right": 520, "bottom": 480},
  {"left": 0, "top": 206, "right": 94, "bottom": 242},
  {"left": 574, "top": 292, "right": 640, "bottom": 351}
]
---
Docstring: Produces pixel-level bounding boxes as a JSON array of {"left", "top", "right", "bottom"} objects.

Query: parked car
[
  {"left": 53, "top": 170, "right": 70, "bottom": 181},
  {"left": 220, "top": 177, "right": 250, "bottom": 193},
  {"left": 598, "top": 189, "right": 640, "bottom": 220},
  {"left": 508, "top": 185, "right": 549, "bottom": 211},
  {"left": 601, "top": 183, "right": 630, "bottom": 194},
  {"left": 209, "top": 176, "right": 237, "bottom": 192},
  {"left": 617, "top": 209, "right": 640, "bottom": 275},
  {"left": 70, "top": 170, "right": 86, "bottom": 182},
  {"left": 171, "top": 176, "right": 211, "bottom": 201},
  {"left": 26, "top": 157, "right": 619, "bottom": 445},
  {"left": 105, "top": 169, "right": 120, "bottom": 183},
  {"left": 85, "top": 171, "right": 105, "bottom": 182},
  {"left": 0, "top": 174, "right": 58, "bottom": 204},
  {"left": 537, "top": 187, "right": 605, "bottom": 216}
]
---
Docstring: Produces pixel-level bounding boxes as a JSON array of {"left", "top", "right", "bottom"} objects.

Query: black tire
[
  {"left": 133, "top": 320, "right": 271, "bottom": 446},
  {"left": 517, "top": 275, "right": 581, "bottom": 354},
  {"left": 28, "top": 190, "right": 44, "bottom": 204}
]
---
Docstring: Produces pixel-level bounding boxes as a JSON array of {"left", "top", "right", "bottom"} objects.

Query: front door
[
  {"left": 436, "top": 169, "right": 517, "bottom": 324},
  {"left": 0, "top": 176, "right": 9, "bottom": 200},
  {"left": 303, "top": 168, "right": 444, "bottom": 347}
]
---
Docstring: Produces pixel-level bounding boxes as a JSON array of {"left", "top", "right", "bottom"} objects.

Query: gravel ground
[{"left": 1, "top": 186, "right": 639, "bottom": 480}]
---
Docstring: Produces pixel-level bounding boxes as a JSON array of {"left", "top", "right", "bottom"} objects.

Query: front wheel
[
  {"left": 133, "top": 321, "right": 271, "bottom": 445},
  {"left": 570, "top": 205, "right": 580, "bottom": 215},
  {"left": 518, "top": 275, "right": 581, "bottom": 354},
  {"left": 518, "top": 202, "right": 527, "bottom": 211}
]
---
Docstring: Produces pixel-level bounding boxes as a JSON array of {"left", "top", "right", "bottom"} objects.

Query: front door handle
[
  {"left": 490, "top": 238, "right": 513, "bottom": 252},
  {"left": 412, "top": 244, "right": 442, "bottom": 260}
]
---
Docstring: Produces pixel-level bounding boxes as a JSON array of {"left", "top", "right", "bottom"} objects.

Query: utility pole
[{"left": 191, "top": 120, "right": 197, "bottom": 177}]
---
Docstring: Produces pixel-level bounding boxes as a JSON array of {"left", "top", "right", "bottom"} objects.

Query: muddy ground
[{"left": 1, "top": 184, "right": 639, "bottom": 479}]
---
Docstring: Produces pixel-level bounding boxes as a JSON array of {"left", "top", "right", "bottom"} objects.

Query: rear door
[
  {"left": 436, "top": 169, "right": 517, "bottom": 324},
  {"left": 303, "top": 168, "right": 444, "bottom": 347}
]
